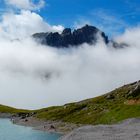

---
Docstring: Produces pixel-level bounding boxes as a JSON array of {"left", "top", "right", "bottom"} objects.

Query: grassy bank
[
  {"left": 0, "top": 104, "right": 29, "bottom": 114},
  {"left": 35, "top": 81, "right": 140, "bottom": 124},
  {"left": 0, "top": 81, "right": 140, "bottom": 125}
]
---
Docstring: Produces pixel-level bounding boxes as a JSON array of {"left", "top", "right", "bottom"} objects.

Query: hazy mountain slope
[
  {"left": 35, "top": 81, "right": 140, "bottom": 124},
  {"left": 0, "top": 105, "right": 29, "bottom": 114},
  {"left": 0, "top": 81, "right": 139, "bottom": 124}
]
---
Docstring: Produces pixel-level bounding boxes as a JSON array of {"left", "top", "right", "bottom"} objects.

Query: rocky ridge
[{"left": 33, "top": 25, "right": 109, "bottom": 47}]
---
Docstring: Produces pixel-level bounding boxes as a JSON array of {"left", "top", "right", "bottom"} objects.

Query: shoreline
[
  {"left": 0, "top": 112, "right": 80, "bottom": 135},
  {"left": 10, "top": 116, "right": 140, "bottom": 140},
  {"left": 1, "top": 113, "right": 140, "bottom": 139},
  {"left": 61, "top": 118, "right": 140, "bottom": 140},
  {"left": 0, "top": 113, "right": 13, "bottom": 118},
  {"left": 11, "top": 116, "right": 80, "bottom": 135}
]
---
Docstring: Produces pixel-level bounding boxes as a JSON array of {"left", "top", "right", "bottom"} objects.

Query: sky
[
  {"left": 41, "top": 0, "right": 140, "bottom": 34},
  {"left": 0, "top": 0, "right": 140, "bottom": 36},
  {"left": 0, "top": 0, "right": 140, "bottom": 109}
]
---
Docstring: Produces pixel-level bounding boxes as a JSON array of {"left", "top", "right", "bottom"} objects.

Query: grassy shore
[
  {"left": 0, "top": 105, "right": 29, "bottom": 114},
  {"left": 35, "top": 81, "right": 140, "bottom": 125},
  {"left": 0, "top": 81, "right": 140, "bottom": 126}
]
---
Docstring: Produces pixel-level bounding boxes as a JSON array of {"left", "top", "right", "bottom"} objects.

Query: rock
[
  {"left": 33, "top": 25, "right": 109, "bottom": 48},
  {"left": 25, "top": 119, "right": 28, "bottom": 122},
  {"left": 106, "top": 94, "right": 115, "bottom": 100},
  {"left": 109, "top": 40, "right": 129, "bottom": 48},
  {"left": 15, "top": 112, "right": 35, "bottom": 119},
  {"left": 61, "top": 118, "right": 140, "bottom": 140},
  {"left": 50, "top": 125, "right": 55, "bottom": 130},
  {"left": 127, "top": 81, "right": 140, "bottom": 99}
]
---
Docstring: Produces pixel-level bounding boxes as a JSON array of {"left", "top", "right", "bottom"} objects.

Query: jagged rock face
[
  {"left": 33, "top": 25, "right": 109, "bottom": 48},
  {"left": 109, "top": 40, "right": 129, "bottom": 49}
]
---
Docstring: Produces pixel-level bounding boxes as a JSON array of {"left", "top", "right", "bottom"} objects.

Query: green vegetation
[
  {"left": 0, "top": 81, "right": 140, "bottom": 125},
  {"left": 35, "top": 81, "right": 140, "bottom": 124},
  {"left": 0, "top": 104, "right": 29, "bottom": 114}
]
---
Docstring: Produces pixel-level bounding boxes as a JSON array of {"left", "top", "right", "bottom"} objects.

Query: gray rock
[
  {"left": 33, "top": 25, "right": 109, "bottom": 48},
  {"left": 61, "top": 118, "right": 140, "bottom": 140}
]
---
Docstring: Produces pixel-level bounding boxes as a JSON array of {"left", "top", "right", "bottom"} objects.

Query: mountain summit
[{"left": 33, "top": 25, "right": 109, "bottom": 47}]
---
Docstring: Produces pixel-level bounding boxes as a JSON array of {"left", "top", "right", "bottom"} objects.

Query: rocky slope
[
  {"left": 0, "top": 80, "right": 140, "bottom": 124},
  {"left": 35, "top": 80, "right": 140, "bottom": 125},
  {"left": 33, "top": 25, "right": 109, "bottom": 47},
  {"left": 0, "top": 80, "right": 139, "bottom": 135}
]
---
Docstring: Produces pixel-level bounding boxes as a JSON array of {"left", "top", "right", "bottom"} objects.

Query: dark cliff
[{"left": 33, "top": 25, "right": 109, "bottom": 48}]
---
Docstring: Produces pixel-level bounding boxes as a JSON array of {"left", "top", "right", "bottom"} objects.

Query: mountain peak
[{"left": 33, "top": 25, "right": 109, "bottom": 48}]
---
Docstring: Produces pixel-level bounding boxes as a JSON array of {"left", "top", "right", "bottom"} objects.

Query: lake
[{"left": 0, "top": 119, "right": 61, "bottom": 140}]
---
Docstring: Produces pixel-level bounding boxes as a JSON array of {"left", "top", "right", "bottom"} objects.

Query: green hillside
[
  {"left": 0, "top": 104, "right": 29, "bottom": 114},
  {"left": 0, "top": 81, "right": 140, "bottom": 125},
  {"left": 35, "top": 81, "right": 140, "bottom": 124}
]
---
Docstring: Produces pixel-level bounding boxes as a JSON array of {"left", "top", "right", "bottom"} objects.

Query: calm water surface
[{"left": 0, "top": 119, "right": 61, "bottom": 140}]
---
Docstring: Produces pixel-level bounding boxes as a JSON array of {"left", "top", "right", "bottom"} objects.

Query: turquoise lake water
[{"left": 0, "top": 119, "right": 61, "bottom": 140}]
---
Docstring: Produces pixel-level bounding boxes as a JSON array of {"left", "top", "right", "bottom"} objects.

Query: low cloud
[
  {"left": 5, "top": 0, "right": 45, "bottom": 11},
  {"left": 0, "top": 10, "right": 64, "bottom": 40},
  {"left": 0, "top": 27, "right": 140, "bottom": 109},
  {"left": 0, "top": 1, "right": 140, "bottom": 109},
  {"left": 115, "top": 26, "right": 140, "bottom": 46}
]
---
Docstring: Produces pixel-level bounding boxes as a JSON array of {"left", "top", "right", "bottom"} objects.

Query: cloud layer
[
  {"left": 0, "top": 10, "right": 64, "bottom": 40},
  {"left": 0, "top": 27, "right": 140, "bottom": 109},
  {"left": 0, "top": 1, "right": 140, "bottom": 109},
  {"left": 5, "top": 0, "right": 45, "bottom": 10}
]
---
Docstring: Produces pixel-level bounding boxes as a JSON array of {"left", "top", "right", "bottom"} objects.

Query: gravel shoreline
[
  {"left": 12, "top": 116, "right": 80, "bottom": 135},
  {"left": 0, "top": 113, "right": 12, "bottom": 118},
  {"left": 61, "top": 118, "right": 140, "bottom": 140},
  {"left": 12, "top": 117, "right": 140, "bottom": 140},
  {"left": 1, "top": 113, "right": 140, "bottom": 140}
]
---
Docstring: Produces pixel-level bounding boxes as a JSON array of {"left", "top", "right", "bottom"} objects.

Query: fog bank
[{"left": 0, "top": 6, "right": 140, "bottom": 109}]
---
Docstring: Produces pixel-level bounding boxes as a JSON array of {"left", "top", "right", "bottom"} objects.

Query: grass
[
  {"left": 35, "top": 81, "right": 140, "bottom": 124},
  {"left": 0, "top": 104, "right": 29, "bottom": 114},
  {"left": 0, "top": 81, "right": 140, "bottom": 125}
]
